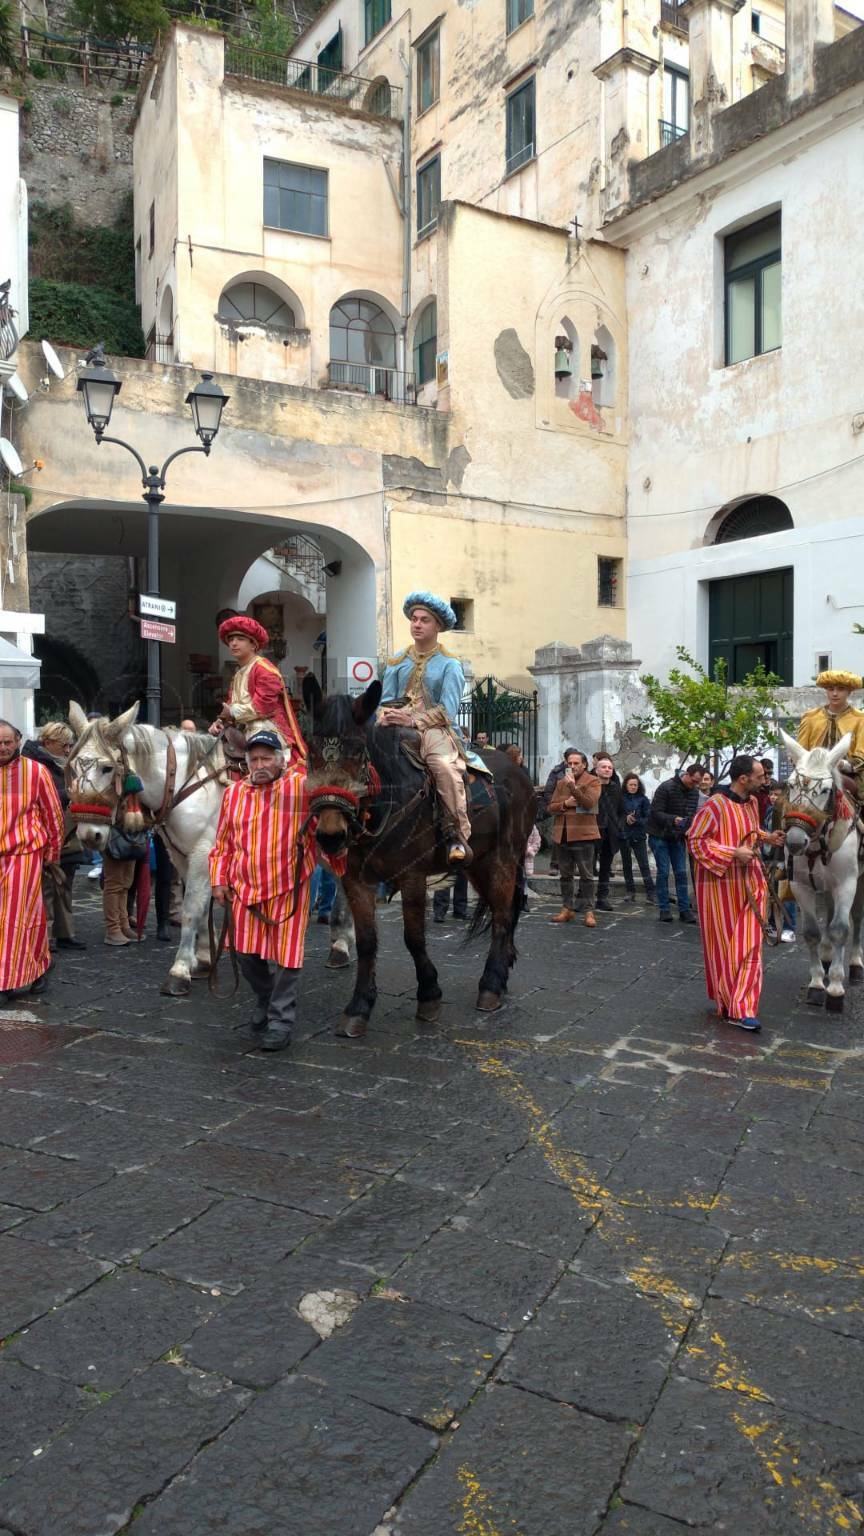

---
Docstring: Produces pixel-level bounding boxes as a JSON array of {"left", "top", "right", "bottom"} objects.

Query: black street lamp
[{"left": 77, "top": 344, "right": 229, "bottom": 726}]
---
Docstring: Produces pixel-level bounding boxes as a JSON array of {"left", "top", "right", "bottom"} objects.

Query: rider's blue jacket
[{"left": 379, "top": 646, "right": 486, "bottom": 772}]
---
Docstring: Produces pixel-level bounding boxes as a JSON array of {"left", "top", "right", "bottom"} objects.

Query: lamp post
[{"left": 77, "top": 345, "right": 229, "bottom": 726}]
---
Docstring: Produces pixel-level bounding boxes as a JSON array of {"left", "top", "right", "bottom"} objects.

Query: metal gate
[{"left": 458, "top": 675, "right": 539, "bottom": 782}]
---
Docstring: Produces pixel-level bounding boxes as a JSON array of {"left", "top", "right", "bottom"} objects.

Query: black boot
[
  {"left": 157, "top": 922, "right": 172, "bottom": 943},
  {"left": 56, "top": 936, "right": 87, "bottom": 950},
  {"left": 258, "top": 1028, "right": 291, "bottom": 1052}
]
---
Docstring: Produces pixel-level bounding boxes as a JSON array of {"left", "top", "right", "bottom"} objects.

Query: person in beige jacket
[{"left": 549, "top": 750, "right": 602, "bottom": 928}]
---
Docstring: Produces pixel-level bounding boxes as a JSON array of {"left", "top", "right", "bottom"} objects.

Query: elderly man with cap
[
  {"left": 209, "top": 615, "right": 305, "bottom": 761},
  {"left": 210, "top": 728, "right": 316, "bottom": 1050},
  {"left": 378, "top": 592, "right": 486, "bottom": 865},
  {"left": 797, "top": 669, "right": 864, "bottom": 802}
]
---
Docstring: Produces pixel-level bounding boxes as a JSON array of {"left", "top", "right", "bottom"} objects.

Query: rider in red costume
[{"left": 209, "top": 616, "right": 306, "bottom": 762}]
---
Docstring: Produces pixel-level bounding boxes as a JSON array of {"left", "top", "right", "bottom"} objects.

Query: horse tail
[{"left": 465, "top": 867, "right": 523, "bottom": 960}]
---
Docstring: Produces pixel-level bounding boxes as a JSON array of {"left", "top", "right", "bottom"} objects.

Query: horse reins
[{"left": 736, "top": 829, "right": 785, "bottom": 947}]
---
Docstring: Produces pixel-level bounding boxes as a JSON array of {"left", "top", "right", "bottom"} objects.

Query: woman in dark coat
[{"left": 619, "top": 772, "right": 656, "bottom": 903}]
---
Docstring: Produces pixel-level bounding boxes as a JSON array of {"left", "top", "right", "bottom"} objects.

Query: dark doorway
[{"left": 708, "top": 567, "right": 793, "bottom": 683}]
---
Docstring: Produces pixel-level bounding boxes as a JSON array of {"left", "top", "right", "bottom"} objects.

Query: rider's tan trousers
[{"left": 419, "top": 726, "right": 472, "bottom": 844}]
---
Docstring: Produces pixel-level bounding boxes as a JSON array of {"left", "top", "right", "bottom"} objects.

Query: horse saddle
[{"left": 222, "top": 726, "right": 249, "bottom": 766}]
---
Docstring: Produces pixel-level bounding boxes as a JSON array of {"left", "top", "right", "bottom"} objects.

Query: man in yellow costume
[{"left": 797, "top": 669, "right": 864, "bottom": 801}]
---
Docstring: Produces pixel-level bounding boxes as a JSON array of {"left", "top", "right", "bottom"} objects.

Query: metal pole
[{"left": 145, "top": 487, "right": 161, "bottom": 726}]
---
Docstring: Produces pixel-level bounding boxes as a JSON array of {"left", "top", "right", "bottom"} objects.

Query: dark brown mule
[{"left": 303, "top": 677, "right": 537, "bottom": 1038}]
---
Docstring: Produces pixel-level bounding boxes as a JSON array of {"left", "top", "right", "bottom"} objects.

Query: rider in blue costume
[{"left": 378, "top": 592, "right": 487, "bottom": 866}]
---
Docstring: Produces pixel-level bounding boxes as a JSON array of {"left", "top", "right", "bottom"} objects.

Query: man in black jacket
[
  {"left": 648, "top": 763, "right": 704, "bottom": 924},
  {"left": 595, "top": 753, "right": 623, "bottom": 911}
]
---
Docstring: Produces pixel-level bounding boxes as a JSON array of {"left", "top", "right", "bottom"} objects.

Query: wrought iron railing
[
  {"left": 19, "top": 25, "right": 151, "bottom": 85},
  {"left": 224, "top": 44, "right": 403, "bottom": 120},
  {"left": 144, "top": 328, "right": 175, "bottom": 364},
  {"left": 660, "top": 1, "right": 689, "bottom": 29},
  {"left": 457, "top": 676, "right": 539, "bottom": 783},
  {"left": 326, "top": 361, "right": 416, "bottom": 403},
  {"left": 270, "top": 534, "right": 326, "bottom": 587},
  {"left": 659, "top": 118, "right": 688, "bottom": 147}
]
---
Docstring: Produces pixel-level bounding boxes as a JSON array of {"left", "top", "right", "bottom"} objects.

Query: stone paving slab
[
  {"left": 393, "top": 1382, "right": 633, "bottom": 1535},
  {"left": 133, "top": 1376, "right": 435, "bottom": 1536},
  {"left": 459, "top": 1168, "right": 596, "bottom": 1260},
  {"left": 573, "top": 1205, "right": 727, "bottom": 1307},
  {"left": 139, "top": 1195, "right": 320, "bottom": 1294},
  {"left": 0, "top": 1089, "right": 95, "bottom": 1150},
  {"left": 622, "top": 1375, "right": 864, "bottom": 1533},
  {"left": 680, "top": 1296, "right": 864, "bottom": 1433},
  {"left": 304, "top": 1295, "right": 507, "bottom": 1429},
  {"left": 37, "top": 1108, "right": 202, "bottom": 1171},
  {"left": 17, "top": 1170, "right": 218, "bottom": 1263},
  {"left": 398, "top": 1123, "right": 526, "bottom": 1196},
  {"left": 166, "top": 1137, "right": 376, "bottom": 1217},
  {"left": 710, "top": 1234, "right": 864, "bottom": 1338},
  {"left": 303, "top": 1178, "right": 460, "bottom": 1276},
  {"left": 0, "top": 1233, "right": 111, "bottom": 1336},
  {"left": 8, "top": 1269, "right": 224, "bottom": 1389},
  {"left": 0, "top": 1149, "right": 114, "bottom": 1211},
  {"left": 0, "top": 1364, "right": 251, "bottom": 1536},
  {"left": 0, "top": 1360, "right": 88, "bottom": 1478},
  {"left": 599, "top": 1509, "right": 704, "bottom": 1535},
  {"left": 500, "top": 1271, "right": 679, "bottom": 1422},
  {"left": 394, "top": 1227, "right": 562, "bottom": 1329}
]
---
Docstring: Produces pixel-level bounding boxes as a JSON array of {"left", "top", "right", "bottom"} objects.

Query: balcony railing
[
  {"left": 270, "top": 534, "right": 326, "bottom": 588},
  {"left": 326, "top": 361, "right": 417, "bottom": 403},
  {"left": 659, "top": 118, "right": 688, "bottom": 147},
  {"left": 145, "top": 327, "right": 175, "bottom": 364},
  {"left": 660, "top": 1, "right": 689, "bottom": 30},
  {"left": 224, "top": 44, "right": 403, "bottom": 120}
]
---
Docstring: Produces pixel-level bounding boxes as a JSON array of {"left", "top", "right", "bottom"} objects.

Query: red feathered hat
[{"left": 218, "top": 615, "right": 269, "bottom": 650}]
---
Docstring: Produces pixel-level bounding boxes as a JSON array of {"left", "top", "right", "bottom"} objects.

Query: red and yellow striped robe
[
  {"left": 209, "top": 769, "right": 317, "bottom": 968},
  {"left": 0, "top": 757, "right": 65, "bottom": 991},
  {"left": 688, "top": 790, "right": 766, "bottom": 1021}
]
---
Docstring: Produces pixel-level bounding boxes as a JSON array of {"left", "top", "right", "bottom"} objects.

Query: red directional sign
[{"left": 140, "top": 619, "right": 176, "bottom": 644}]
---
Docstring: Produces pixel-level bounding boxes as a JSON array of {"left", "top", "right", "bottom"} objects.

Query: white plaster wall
[
  {"left": 629, "top": 515, "right": 864, "bottom": 686},
  {"left": 624, "top": 109, "right": 864, "bottom": 568},
  {"left": 0, "top": 97, "right": 28, "bottom": 342}
]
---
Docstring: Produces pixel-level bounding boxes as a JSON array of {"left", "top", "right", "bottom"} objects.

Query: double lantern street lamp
[{"left": 76, "top": 346, "right": 229, "bottom": 726}]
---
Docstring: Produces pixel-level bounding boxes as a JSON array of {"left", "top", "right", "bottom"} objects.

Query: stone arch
[
  {"left": 329, "top": 292, "right": 400, "bottom": 394},
  {"left": 706, "top": 495, "right": 794, "bottom": 546},
  {"left": 217, "top": 270, "right": 306, "bottom": 332}
]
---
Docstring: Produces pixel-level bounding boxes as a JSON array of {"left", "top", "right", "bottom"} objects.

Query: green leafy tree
[
  {"left": 247, "top": 0, "right": 293, "bottom": 54},
  {"left": 636, "top": 646, "right": 782, "bottom": 777},
  {"left": 28, "top": 278, "right": 145, "bottom": 356},
  {"left": 68, "top": 0, "right": 168, "bottom": 46},
  {"left": 0, "top": 0, "right": 20, "bottom": 74}
]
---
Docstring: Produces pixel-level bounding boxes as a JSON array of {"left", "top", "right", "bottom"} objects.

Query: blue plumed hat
[{"left": 403, "top": 591, "right": 457, "bottom": 630}]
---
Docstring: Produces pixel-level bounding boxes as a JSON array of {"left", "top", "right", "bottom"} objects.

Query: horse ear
[
  {"left": 779, "top": 728, "right": 805, "bottom": 766},
  {"left": 303, "top": 674, "right": 323, "bottom": 718},
  {"left": 68, "top": 701, "right": 88, "bottom": 737},
  {"left": 827, "top": 732, "right": 853, "bottom": 772},
  {"left": 353, "top": 680, "right": 382, "bottom": 723},
  {"left": 103, "top": 702, "right": 140, "bottom": 742}
]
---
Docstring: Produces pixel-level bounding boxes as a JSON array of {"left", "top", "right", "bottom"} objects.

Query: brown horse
[{"left": 303, "top": 677, "right": 537, "bottom": 1037}]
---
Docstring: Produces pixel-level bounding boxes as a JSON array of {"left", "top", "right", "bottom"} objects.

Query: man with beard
[
  {"left": 688, "top": 755, "right": 785, "bottom": 1033},
  {"left": 210, "top": 730, "right": 316, "bottom": 1051},
  {"left": 0, "top": 719, "right": 65, "bottom": 1002}
]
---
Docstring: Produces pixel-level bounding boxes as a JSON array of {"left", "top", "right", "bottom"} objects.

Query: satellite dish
[
  {"left": 41, "top": 340, "right": 65, "bottom": 380},
  {"left": 5, "top": 374, "right": 28, "bottom": 403},
  {"left": 0, "top": 438, "right": 24, "bottom": 477}
]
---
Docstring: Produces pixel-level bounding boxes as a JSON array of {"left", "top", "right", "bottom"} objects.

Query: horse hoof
[
  {"left": 476, "top": 991, "right": 502, "bottom": 1013},
  {"left": 160, "top": 975, "right": 190, "bottom": 997},
  {"left": 806, "top": 987, "right": 825, "bottom": 1007},
  {"left": 191, "top": 963, "right": 211, "bottom": 980},
  {"left": 849, "top": 964, "right": 864, "bottom": 984},
  {"left": 335, "top": 1014, "right": 367, "bottom": 1039},
  {"left": 415, "top": 999, "right": 441, "bottom": 1023},
  {"left": 825, "top": 992, "right": 845, "bottom": 1013},
  {"left": 326, "top": 947, "right": 351, "bottom": 970}
]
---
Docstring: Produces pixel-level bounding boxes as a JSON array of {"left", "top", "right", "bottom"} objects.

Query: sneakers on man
[
  {"left": 104, "top": 934, "right": 130, "bottom": 946},
  {"left": 780, "top": 930, "right": 796, "bottom": 944},
  {"left": 658, "top": 911, "right": 673, "bottom": 923},
  {"left": 729, "top": 1017, "right": 761, "bottom": 1032},
  {"left": 258, "top": 1029, "right": 291, "bottom": 1052},
  {"left": 679, "top": 910, "right": 698, "bottom": 925},
  {"left": 596, "top": 899, "right": 613, "bottom": 913}
]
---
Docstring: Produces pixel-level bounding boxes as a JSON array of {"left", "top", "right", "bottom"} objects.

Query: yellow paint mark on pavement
[
  {"left": 730, "top": 1413, "right": 863, "bottom": 1531},
  {"left": 457, "top": 1466, "right": 523, "bottom": 1536}
]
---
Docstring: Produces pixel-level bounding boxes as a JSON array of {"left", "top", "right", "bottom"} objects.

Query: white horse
[
  {"left": 67, "top": 702, "right": 229, "bottom": 996},
  {"left": 67, "top": 701, "right": 355, "bottom": 994},
  {"left": 779, "top": 728, "right": 864, "bottom": 1013}
]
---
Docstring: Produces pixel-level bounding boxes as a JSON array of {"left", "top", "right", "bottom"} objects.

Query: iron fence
[
  {"left": 224, "top": 43, "right": 403, "bottom": 120},
  {"left": 270, "top": 534, "right": 326, "bottom": 587},
  {"left": 326, "top": 361, "right": 416, "bottom": 403},
  {"left": 458, "top": 675, "right": 539, "bottom": 783},
  {"left": 19, "top": 25, "right": 151, "bottom": 85},
  {"left": 659, "top": 118, "right": 689, "bottom": 147},
  {"left": 144, "top": 328, "right": 175, "bottom": 364},
  {"left": 660, "top": 1, "right": 689, "bottom": 29}
]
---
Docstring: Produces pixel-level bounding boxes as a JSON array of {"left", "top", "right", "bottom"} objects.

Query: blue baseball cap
[{"left": 245, "top": 730, "right": 282, "bottom": 751}]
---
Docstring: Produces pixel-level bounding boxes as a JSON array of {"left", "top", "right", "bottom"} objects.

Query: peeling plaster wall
[{"left": 621, "top": 97, "right": 864, "bottom": 684}]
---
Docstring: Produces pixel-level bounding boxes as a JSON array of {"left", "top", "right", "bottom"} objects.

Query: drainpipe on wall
[{"left": 398, "top": 36, "right": 412, "bottom": 382}]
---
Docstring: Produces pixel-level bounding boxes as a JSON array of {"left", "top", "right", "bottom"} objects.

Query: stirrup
[{"left": 447, "top": 841, "right": 473, "bottom": 866}]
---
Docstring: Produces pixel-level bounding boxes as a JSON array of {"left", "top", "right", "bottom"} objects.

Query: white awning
[{"left": 0, "top": 634, "right": 41, "bottom": 689}]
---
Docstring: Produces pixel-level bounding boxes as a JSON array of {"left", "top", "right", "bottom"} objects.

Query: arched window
[
  {"left": 413, "top": 301, "right": 437, "bottom": 386},
  {"left": 554, "top": 316, "right": 578, "bottom": 399},
  {"left": 329, "top": 296, "right": 396, "bottom": 395},
  {"left": 591, "top": 324, "right": 615, "bottom": 408},
  {"left": 365, "top": 78, "right": 391, "bottom": 116},
  {"left": 218, "top": 281, "right": 296, "bottom": 331},
  {"left": 714, "top": 496, "right": 793, "bottom": 544}
]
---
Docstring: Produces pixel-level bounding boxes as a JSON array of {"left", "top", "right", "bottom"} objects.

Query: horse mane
[
  {"left": 314, "top": 693, "right": 418, "bottom": 791},
  {"left": 123, "top": 725, "right": 223, "bottom": 775}
]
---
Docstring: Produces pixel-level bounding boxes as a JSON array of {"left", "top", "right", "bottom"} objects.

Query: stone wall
[
  {"left": 28, "top": 551, "right": 145, "bottom": 714},
  {"left": 19, "top": 80, "right": 134, "bottom": 224}
]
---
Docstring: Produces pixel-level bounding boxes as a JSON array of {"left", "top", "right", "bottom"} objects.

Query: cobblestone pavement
[{"left": 1, "top": 868, "right": 864, "bottom": 1535}]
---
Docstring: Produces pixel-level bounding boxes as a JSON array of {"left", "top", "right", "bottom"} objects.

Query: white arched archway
[
  {"left": 216, "top": 270, "right": 306, "bottom": 331},
  {"left": 328, "top": 292, "right": 402, "bottom": 397}
]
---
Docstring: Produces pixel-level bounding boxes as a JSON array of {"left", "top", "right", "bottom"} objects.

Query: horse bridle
[{"left": 69, "top": 729, "right": 225, "bottom": 832}]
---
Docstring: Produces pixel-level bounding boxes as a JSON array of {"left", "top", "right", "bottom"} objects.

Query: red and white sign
[
  {"left": 347, "top": 656, "right": 377, "bottom": 696},
  {"left": 141, "top": 618, "right": 176, "bottom": 644}
]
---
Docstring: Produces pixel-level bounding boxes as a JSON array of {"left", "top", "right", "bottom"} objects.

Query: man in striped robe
[
  {"left": 0, "top": 719, "right": 65, "bottom": 1001},
  {"left": 687, "top": 755, "right": 785, "bottom": 1033},
  {"left": 210, "top": 730, "right": 316, "bottom": 1051}
]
